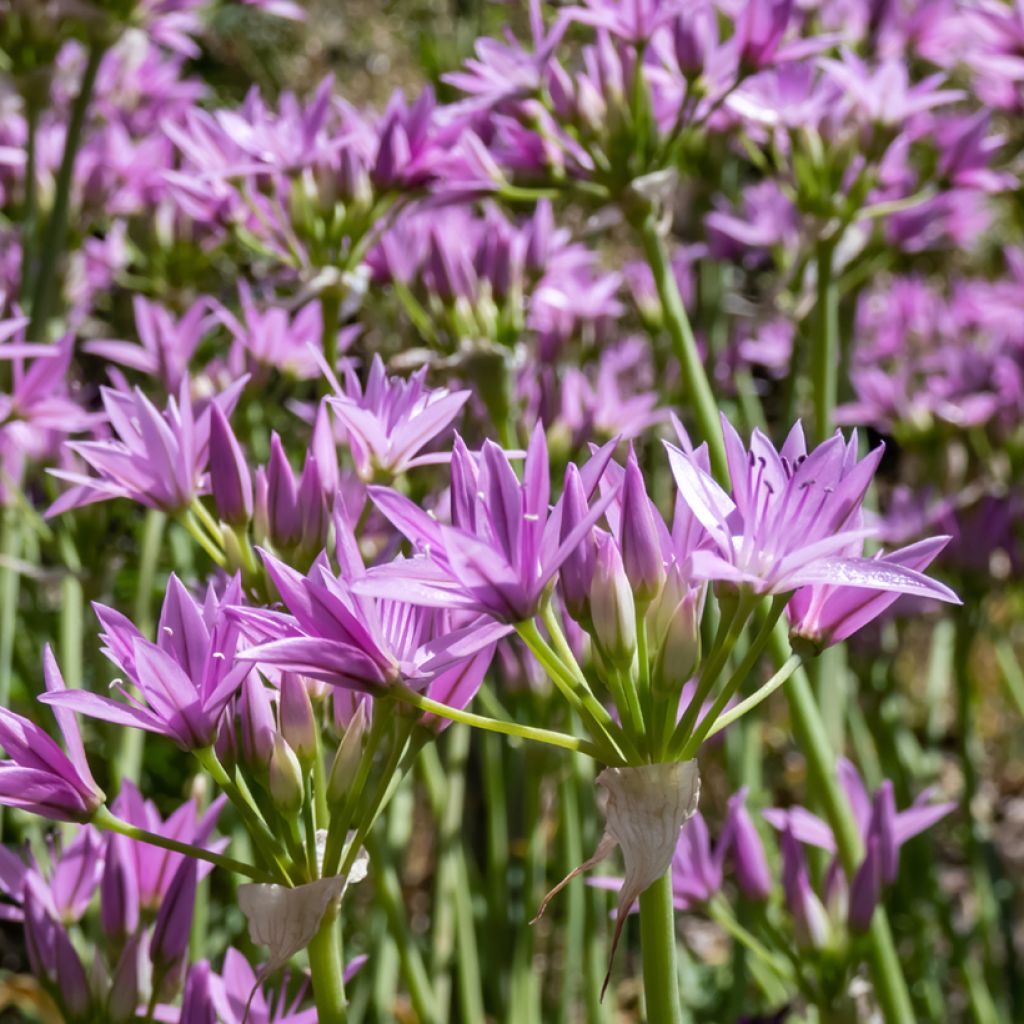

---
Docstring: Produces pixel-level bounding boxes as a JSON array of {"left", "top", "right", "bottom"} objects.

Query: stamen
[{"left": 162, "top": 626, "right": 174, "bottom": 636}]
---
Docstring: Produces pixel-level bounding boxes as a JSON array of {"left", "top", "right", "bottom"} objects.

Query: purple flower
[
  {"left": 83, "top": 295, "right": 212, "bottom": 393},
  {"left": 820, "top": 51, "right": 963, "bottom": 127},
  {"left": 110, "top": 781, "right": 226, "bottom": 911},
  {"left": 326, "top": 355, "right": 470, "bottom": 482},
  {"left": 779, "top": 826, "right": 831, "bottom": 949},
  {"left": 665, "top": 415, "right": 960, "bottom": 606},
  {"left": 788, "top": 536, "right": 954, "bottom": 650},
  {"left": 40, "top": 576, "right": 252, "bottom": 750},
  {"left": 215, "top": 283, "right": 353, "bottom": 380},
  {"left": 236, "top": 525, "right": 507, "bottom": 697},
  {"left": 208, "top": 946, "right": 364, "bottom": 1023},
  {"left": 363, "top": 426, "right": 621, "bottom": 623},
  {"left": 47, "top": 377, "right": 247, "bottom": 516},
  {"left": 765, "top": 758, "right": 954, "bottom": 931},
  {"left": 727, "top": 788, "right": 772, "bottom": 901},
  {"left": 0, "top": 647, "right": 104, "bottom": 822},
  {"left": 443, "top": 0, "right": 570, "bottom": 113}
]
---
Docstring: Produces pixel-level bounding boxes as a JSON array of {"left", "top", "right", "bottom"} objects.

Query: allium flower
[
  {"left": 40, "top": 576, "right": 252, "bottom": 750},
  {"left": 443, "top": 0, "right": 570, "bottom": 113},
  {"left": 216, "top": 283, "right": 355, "bottom": 380},
  {"left": 326, "top": 355, "right": 470, "bottom": 482},
  {"left": 236, "top": 524, "right": 508, "bottom": 696},
  {"left": 47, "top": 376, "right": 247, "bottom": 516},
  {"left": 84, "top": 295, "right": 212, "bottom": 393},
  {"left": 665, "top": 415, "right": 960, "bottom": 604},
  {"left": 788, "top": 536, "right": 954, "bottom": 650},
  {"left": 0, "top": 647, "right": 104, "bottom": 822},
  {"left": 821, "top": 52, "right": 963, "bottom": 127},
  {"left": 364, "top": 426, "right": 621, "bottom": 622},
  {"left": 765, "top": 759, "right": 954, "bottom": 932},
  {"left": 110, "top": 781, "right": 227, "bottom": 911}
]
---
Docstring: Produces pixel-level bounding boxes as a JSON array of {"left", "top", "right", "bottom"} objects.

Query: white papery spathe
[{"left": 534, "top": 760, "right": 701, "bottom": 994}]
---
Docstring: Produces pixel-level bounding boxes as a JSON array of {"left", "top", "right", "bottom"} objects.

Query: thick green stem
[
  {"left": 638, "top": 871, "right": 683, "bottom": 1024},
  {"left": 27, "top": 39, "right": 106, "bottom": 339},
  {"left": 810, "top": 237, "right": 839, "bottom": 444},
  {"left": 635, "top": 210, "right": 728, "bottom": 485},
  {"left": 771, "top": 624, "right": 915, "bottom": 1023},
  {"left": 307, "top": 909, "right": 348, "bottom": 1024}
]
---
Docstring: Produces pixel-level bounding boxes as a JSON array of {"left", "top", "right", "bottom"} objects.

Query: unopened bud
[
  {"left": 328, "top": 702, "right": 367, "bottom": 803},
  {"left": 589, "top": 533, "right": 636, "bottom": 668},
  {"left": 239, "top": 674, "right": 275, "bottom": 771},
  {"left": 269, "top": 734, "right": 305, "bottom": 814},
  {"left": 619, "top": 447, "right": 665, "bottom": 604},
  {"left": 559, "top": 464, "right": 596, "bottom": 623},
  {"left": 650, "top": 587, "right": 701, "bottom": 696},
  {"left": 279, "top": 673, "right": 317, "bottom": 764},
  {"left": 209, "top": 403, "right": 252, "bottom": 527}
]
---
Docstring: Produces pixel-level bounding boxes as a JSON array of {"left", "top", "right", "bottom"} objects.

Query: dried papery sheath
[
  {"left": 534, "top": 761, "right": 700, "bottom": 994},
  {"left": 238, "top": 851, "right": 369, "bottom": 973}
]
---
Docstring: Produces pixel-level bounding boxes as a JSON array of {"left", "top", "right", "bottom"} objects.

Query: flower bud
[
  {"left": 650, "top": 586, "right": 701, "bottom": 697},
  {"left": 781, "top": 829, "right": 830, "bottom": 950},
  {"left": 672, "top": 8, "right": 714, "bottom": 78},
  {"left": 311, "top": 401, "right": 339, "bottom": 496},
  {"left": 297, "top": 454, "right": 328, "bottom": 559},
  {"left": 208, "top": 403, "right": 252, "bottom": 526},
  {"left": 848, "top": 836, "right": 883, "bottom": 935},
  {"left": 267, "top": 433, "right": 301, "bottom": 549},
  {"left": 269, "top": 734, "right": 305, "bottom": 814},
  {"left": 55, "top": 925, "right": 90, "bottom": 1018},
  {"left": 372, "top": 116, "right": 410, "bottom": 190},
  {"left": 558, "top": 464, "right": 596, "bottom": 623},
  {"left": 108, "top": 937, "right": 143, "bottom": 1023},
  {"left": 101, "top": 833, "right": 140, "bottom": 942},
  {"left": 151, "top": 858, "right": 197, "bottom": 976},
  {"left": 726, "top": 788, "right": 772, "bottom": 902},
  {"left": 328, "top": 701, "right": 367, "bottom": 803},
  {"left": 279, "top": 673, "right": 317, "bottom": 764},
  {"left": 619, "top": 447, "right": 666, "bottom": 604},
  {"left": 239, "top": 674, "right": 275, "bottom": 771},
  {"left": 589, "top": 533, "right": 636, "bottom": 668},
  {"left": 179, "top": 961, "right": 215, "bottom": 1024},
  {"left": 337, "top": 147, "right": 372, "bottom": 207}
]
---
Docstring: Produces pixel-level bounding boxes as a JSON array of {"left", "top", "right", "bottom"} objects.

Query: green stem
[
  {"left": 194, "top": 748, "right": 292, "bottom": 879},
  {"left": 635, "top": 210, "right": 728, "bottom": 485},
  {"left": 388, "top": 683, "right": 609, "bottom": 760},
  {"left": 668, "top": 595, "right": 752, "bottom": 753},
  {"left": 810, "top": 237, "right": 839, "bottom": 444},
  {"left": 770, "top": 624, "right": 915, "bottom": 1023},
  {"left": 704, "top": 654, "right": 801, "bottom": 741},
  {"left": 706, "top": 897, "right": 791, "bottom": 982},
  {"left": 307, "top": 909, "right": 348, "bottom": 1024},
  {"left": 678, "top": 596, "right": 789, "bottom": 758},
  {"left": 526, "top": 611, "right": 634, "bottom": 762},
  {"left": 638, "top": 871, "right": 683, "bottom": 1024},
  {"left": 27, "top": 38, "right": 106, "bottom": 339},
  {"left": 365, "top": 831, "right": 441, "bottom": 1024},
  {"left": 94, "top": 807, "right": 271, "bottom": 882}
]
